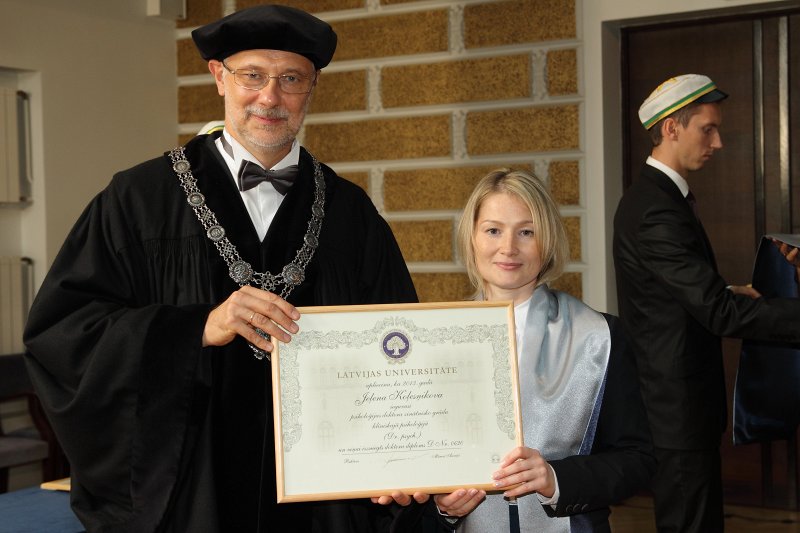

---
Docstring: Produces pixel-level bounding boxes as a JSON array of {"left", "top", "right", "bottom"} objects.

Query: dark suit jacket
[
  {"left": 613, "top": 164, "right": 800, "bottom": 450},
  {"left": 417, "top": 314, "right": 655, "bottom": 532}
]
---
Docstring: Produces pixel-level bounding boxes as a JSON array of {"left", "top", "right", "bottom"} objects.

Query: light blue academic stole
[{"left": 460, "top": 285, "right": 611, "bottom": 533}]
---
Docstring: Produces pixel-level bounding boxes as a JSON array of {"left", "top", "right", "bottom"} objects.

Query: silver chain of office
[{"left": 168, "top": 146, "right": 325, "bottom": 359}]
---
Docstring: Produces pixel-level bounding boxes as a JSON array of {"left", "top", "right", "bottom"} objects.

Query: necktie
[
  {"left": 237, "top": 160, "right": 298, "bottom": 195},
  {"left": 686, "top": 191, "right": 700, "bottom": 219}
]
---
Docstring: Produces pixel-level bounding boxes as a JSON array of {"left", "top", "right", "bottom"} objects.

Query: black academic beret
[{"left": 191, "top": 4, "right": 337, "bottom": 70}]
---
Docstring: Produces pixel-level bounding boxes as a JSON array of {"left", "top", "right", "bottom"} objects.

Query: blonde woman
[{"left": 428, "top": 169, "right": 655, "bottom": 533}]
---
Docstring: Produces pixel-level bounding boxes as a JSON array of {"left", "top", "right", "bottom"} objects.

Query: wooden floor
[{"left": 609, "top": 496, "right": 800, "bottom": 532}]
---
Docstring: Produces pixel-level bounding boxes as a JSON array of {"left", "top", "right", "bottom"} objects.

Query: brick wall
[{"left": 176, "top": 0, "right": 584, "bottom": 302}]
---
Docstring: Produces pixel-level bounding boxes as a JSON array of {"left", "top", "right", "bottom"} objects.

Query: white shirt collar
[{"left": 646, "top": 156, "right": 690, "bottom": 198}]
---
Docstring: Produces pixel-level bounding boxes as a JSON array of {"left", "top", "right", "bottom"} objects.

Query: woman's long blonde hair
[{"left": 456, "top": 168, "right": 569, "bottom": 298}]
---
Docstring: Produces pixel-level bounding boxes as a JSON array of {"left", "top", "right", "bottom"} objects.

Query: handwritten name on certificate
[{"left": 272, "top": 301, "right": 522, "bottom": 502}]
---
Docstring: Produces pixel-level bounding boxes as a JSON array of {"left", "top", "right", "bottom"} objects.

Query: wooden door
[{"left": 620, "top": 8, "right": 800, "bottom": 509}]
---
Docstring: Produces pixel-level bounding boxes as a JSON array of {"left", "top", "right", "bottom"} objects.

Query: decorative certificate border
[{"left": 272, "top": 301, "right": 522, "bottom": 502}]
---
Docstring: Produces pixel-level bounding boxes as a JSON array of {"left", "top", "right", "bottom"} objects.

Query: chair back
[
  {"left": 0, "top": 354, "right": 35, "bottom": 405},
  {"left": 0, "top": 353, "right": 69, "bottom": 492}
]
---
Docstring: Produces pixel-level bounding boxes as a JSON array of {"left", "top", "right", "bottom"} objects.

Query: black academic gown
[{"left": 23, "top": 132, "right": 419, "bottom": 533}]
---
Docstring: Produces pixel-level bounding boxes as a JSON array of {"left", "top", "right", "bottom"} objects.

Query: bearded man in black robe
[{"left": 23, "top": 5, "right": 421, "bottom": 532}]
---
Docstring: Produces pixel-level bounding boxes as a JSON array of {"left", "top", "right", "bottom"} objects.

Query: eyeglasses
[{"left": 221, "top": 61, "right": 316, "bottom": 94}]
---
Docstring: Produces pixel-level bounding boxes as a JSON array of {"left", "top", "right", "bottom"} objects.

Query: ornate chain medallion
[{"left": 169, "top": 146, "right": 325, "bottom": 359}]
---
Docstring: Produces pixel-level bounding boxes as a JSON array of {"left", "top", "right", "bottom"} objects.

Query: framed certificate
[{"left": 272, "top": 301, "right": 523, "bottom": 502}]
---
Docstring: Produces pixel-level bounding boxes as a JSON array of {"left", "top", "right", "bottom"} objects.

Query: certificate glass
[{"left": 272, "top": 301, "right": 522, "bottom": 502}]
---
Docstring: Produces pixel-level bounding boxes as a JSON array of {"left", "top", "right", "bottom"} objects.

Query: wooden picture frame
[{"left": 272, "top": 301, "right": 523, "bottom": 503}]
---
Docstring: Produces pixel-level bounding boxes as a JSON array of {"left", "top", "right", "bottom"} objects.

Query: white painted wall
[
  {"left": 0, "top": 0, "right": 177, "bottom": 288},
  {"left": 581, "top": 0, "right": 796, "bottom": 312}
]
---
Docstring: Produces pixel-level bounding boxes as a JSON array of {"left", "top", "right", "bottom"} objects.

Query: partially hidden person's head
[
  {"left": 639, "top": 74, "right": 728, "bottom": 173},
  {"left": 457, "top": 169, "right": 569, "bottom": 303},
  {"left": 192, "top": 5, "right": 337, "bottom": 160}
]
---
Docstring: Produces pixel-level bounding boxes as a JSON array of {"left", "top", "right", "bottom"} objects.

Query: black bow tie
[{"left": 237, "top": 160, "right": 298, "bottom": 195}]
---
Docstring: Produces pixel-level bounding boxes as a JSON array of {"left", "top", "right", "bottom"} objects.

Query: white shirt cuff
[
  {"left": 535, "top": 464, "right": 560, "bottom": 508},
  {"left": 435, "top": 503, "right": 459, "bottom": 524}
]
